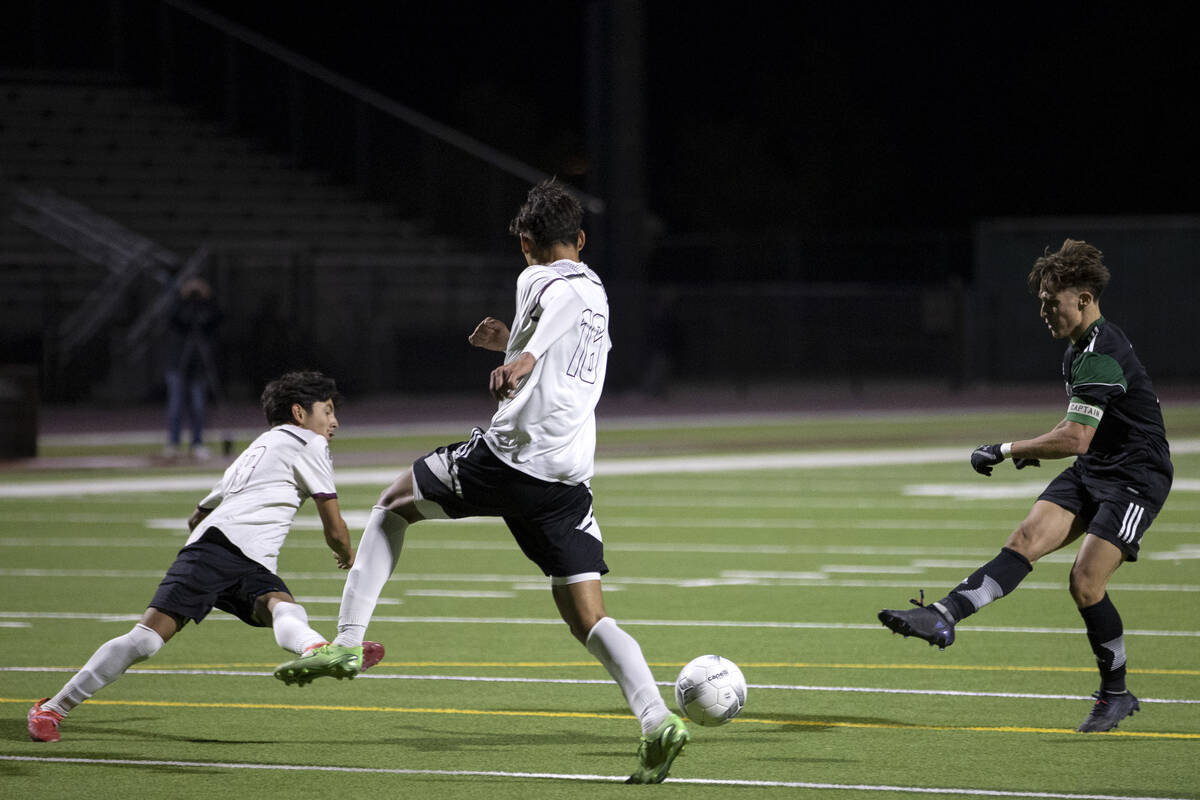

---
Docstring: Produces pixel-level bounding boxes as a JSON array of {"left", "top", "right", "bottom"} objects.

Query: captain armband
[{"left": 1065, "top": 399, "right": 1104, "bottom": 427}]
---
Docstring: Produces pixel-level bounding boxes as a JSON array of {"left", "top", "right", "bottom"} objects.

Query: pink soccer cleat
[{"left": 28, "top": 698, "right": 63, "bottom": 742}]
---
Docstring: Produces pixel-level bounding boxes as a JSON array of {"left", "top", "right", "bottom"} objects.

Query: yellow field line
[{"left": 2, "top": 697, "right": 1197, "bottom": 740}]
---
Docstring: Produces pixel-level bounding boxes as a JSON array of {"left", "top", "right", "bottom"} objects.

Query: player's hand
[
  {"left": 469, "top": 317, "right": 510, "bottom": 352},
  {"left": 489, "top": 352, "right": 536, "bottom": 401},
  {"left": 970, "top": 444, "right": 1004, "bottom": 476},
  {"left": 334, "top": 549, "right": 354, "bottom": 570},
  {"left": 1013, "top": 457, "right": 1040, "bottom": 470}
]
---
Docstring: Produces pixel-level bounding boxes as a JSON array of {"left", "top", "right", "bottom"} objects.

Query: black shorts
[
  {"left": 412, "top": 429, "right": 608, "bottom": 579},
  {"left": 148, "top": 527, "right": 293, "bottom": 626},
  {"left": 1038, "top": 463, "right": 1161, "bottom": 562}
]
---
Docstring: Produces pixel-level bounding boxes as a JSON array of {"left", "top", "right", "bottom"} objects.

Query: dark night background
[
  {"left": 185, "top": 1, "right": 1200, "bottom": 243},
  {"left": 4, "top": 1, "right": 1199, "bottom": 402}
]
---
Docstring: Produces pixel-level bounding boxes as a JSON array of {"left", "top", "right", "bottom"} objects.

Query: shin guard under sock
[{"left": 939, "top": 547, "right": 1032, "bottom": 622}]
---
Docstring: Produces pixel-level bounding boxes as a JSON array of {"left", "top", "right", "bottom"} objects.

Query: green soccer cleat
[
  {"left": 274, "top": 644, "right": 363, "bottom": 686},
  {"left": 626, "top": 713, "right": 690, "bottom": 784}
]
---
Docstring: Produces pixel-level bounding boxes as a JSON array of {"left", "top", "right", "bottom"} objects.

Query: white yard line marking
[
  {"left": 0, "top": 755, "right": 1192, "bottom": 799},
  {"left": 6, "top": 439, "right": 1197, "bottom": 498},
  {"left": 23, "top": 535, "right": 1200, "bottom": 568},
  {"left": 403, "top": 589, "right": 516, "bottom": 599},
  {"left": 2, "top": 608, "right": 1197, "bottom": 637},
  {"left": 909, "top": 478, "right": 1200, "bottom": 499},
  {"left": 3, "top": 567, "right": 1198, "bottom": 594},
  {"left": 2, "top": 666, "right": 1196, "bottom": 704}
]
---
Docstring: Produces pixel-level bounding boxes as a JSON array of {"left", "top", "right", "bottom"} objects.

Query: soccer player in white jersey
[
  {"left": 273, "top": 180, "right": 689, "bottom": 784},
  {"left": 27, "top": 371, "right": 383, "bottom": 742}
]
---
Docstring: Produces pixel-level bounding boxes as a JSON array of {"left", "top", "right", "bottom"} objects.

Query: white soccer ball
[{"left": 674, "top": 654, "right": 747, "bottom": 727}]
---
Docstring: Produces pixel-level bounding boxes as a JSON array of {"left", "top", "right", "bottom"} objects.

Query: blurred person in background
[{"left": 164, "top": 276, "right": 221, "bottom": 460}]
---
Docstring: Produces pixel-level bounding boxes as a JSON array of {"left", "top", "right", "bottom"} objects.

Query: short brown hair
[
  {"left": 1027, "top": 239, "right": 1111, "bottom": 297},
  {"left": 508, "top": 178, "right": 583, "bottom": 250},
  {"left": 261, "top": 371, "right": 341, "bottom": 426}
]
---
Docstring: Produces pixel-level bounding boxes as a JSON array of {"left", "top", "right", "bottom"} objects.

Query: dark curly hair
[
  {"left": 1027, "top": 239, "right": 1111, "bottom": 297},
  {"left": 508, "top": 178, "right": 584, "bottom": 250},
  {"left": 260, "top": 371, "right": 342, "bottom": 426}
]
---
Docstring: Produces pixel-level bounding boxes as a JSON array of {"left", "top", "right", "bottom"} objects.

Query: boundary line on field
[
  {"left": 4, "top": 566, "right": 1200, "bottom": 595},
  {"left": 4, "top": 668, "right": 1197, "bottom": 703},
  {"left": 1, "top": 755, "right": 1195, "bottom": 799},
  {"left": 1, "top": 697, "right": 1197, "bottom": 739},
  {"left": 3, "top": 609, "right": 1199, "bottom": 638},
  {"left": 4, "top": 438, "right": 1199, "bottom": 498},
  {"left": 5, "top": 659, "right": 1200, "bottom": 677},
  {"left": 3, "top": 608, "right": 1199, "bottom": 639}
]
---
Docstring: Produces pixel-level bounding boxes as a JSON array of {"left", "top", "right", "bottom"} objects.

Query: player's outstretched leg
[
  {"left": 877, "top": 600, "right": 956, "bottom": 650},
  {"left": 626, "top": 712, "right": 690, "bottom": 784},
  {"left": 274, "top": 643, "right": 364, "bottom": 685},
  {"left": 1076, "top": 690, "right": 1140, "bottom": 732},
  {"left": 879, "top": 549, "right": 1034, "bottom": 650},
  {"left": 27, "top": 699, "right": 63, "bottom": 742}
]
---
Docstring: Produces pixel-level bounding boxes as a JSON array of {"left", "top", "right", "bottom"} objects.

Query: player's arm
[
  {"left": 189, "top": 483, "right": 223, "bottom": 530},
  {"left": 1011, "top": 417, "right": 1096, "bottom": 460},
  {"left": 489, "top": 281, "right": 582, "bottom": 400},
  {"left": 970, "top": 418, "right": 1096, "bottom": 476},
  {"left": 187, "top": 506, "right": 213, "bottom": 531},
  {"left": 469, "top": 317, "right": 510, "bottom": 352},
  {"left": 314, "top": 495, "right": 354, "bottom": 569}
]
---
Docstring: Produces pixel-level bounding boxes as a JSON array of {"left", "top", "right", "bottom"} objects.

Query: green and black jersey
[{"left": 1061, "top": 317, "right": 1173, "bottom": 507}]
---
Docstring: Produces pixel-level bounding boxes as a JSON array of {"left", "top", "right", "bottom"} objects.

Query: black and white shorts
[
  {"left": 1039, "top": 463, "right": 1161, "bottom": 562},
  {"left": 412, "top": 429, "right": 608, "bottom": 581},
  {"left": 149, "top": 527, "right": 292, "bottom": 626}
]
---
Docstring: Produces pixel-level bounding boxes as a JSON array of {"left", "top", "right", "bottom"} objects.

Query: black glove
[
  {"left": 970, "top": 444, "right": 1004, "bottom": 476},
  {"left": 1013, "top": 456, "right": 1040, "bottom": 470}
]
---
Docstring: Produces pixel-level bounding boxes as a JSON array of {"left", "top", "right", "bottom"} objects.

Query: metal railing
[{"left": 154, "top": 0, "right": 602, "bottom": 248}]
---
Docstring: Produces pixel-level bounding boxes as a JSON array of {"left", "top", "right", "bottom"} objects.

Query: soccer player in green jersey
[{"left": 878, "top": 239, "right": 1173, "bottom": 733}]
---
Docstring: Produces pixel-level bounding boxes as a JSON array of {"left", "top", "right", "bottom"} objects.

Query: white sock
[
  {"left": 585, "top": 616, "right": 670, "bottom": 735},
  {"left": 271, "top": 601, "right": 327, "bottom": 654},
  {"left": 334, "top": 505, "right": 408, "bottom": 647},
  {"left": 44, "top": 623, "right": 164, "bottom": 716}
]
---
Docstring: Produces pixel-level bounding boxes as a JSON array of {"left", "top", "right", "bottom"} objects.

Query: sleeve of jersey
[
  {"left": 197, "top": 484, "right": 223, "bottom": 511},
  {"left": 294, "top": 438, "right": 338, "bottom": 500},
  {"left": 522, "top": 278, "right": 585, "bottom": 360},
  {"left": 1066, "top": 351, "right": 1128, "bottom": 428}
]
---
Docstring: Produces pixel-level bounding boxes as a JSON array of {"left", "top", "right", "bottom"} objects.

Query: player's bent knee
[
  {"left": 1068, "top": 567, "right": 1106, "bottom": 607},
  {"left": 377, "top": 471, "right": 424, "bottom": 521},
  {"left": 1004, "top": 524, "right": 1040, "bottom": 562},
  {"left": 130, "top": 623, "right": 165, "bottom": 659}
]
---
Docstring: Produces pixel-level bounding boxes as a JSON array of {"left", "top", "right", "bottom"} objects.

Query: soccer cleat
[
  {"left": 28, "top": 698, "right": 63, "bottom": 742},
  {"left": 878, "top": 600, "right": 956, "bottom": 650},
  {"left": 361, "top": 641, "right": 385, "bottom": 672},
  {"left": 626, "top": 713, "right": 690, "bottom": 784},
  {"left": 274, "top": 644, "right": 363, "bottom": 686},
  {"left": 1076, "top": 690, "right": 1140, "bottom": 732}
]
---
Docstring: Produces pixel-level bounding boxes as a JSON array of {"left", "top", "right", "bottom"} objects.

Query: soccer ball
[{"left": 674, "top": 654, "right": 747, "bottom": 726}]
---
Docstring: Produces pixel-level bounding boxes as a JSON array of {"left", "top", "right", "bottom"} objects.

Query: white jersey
[
  {"left": 483, "top": 259, "right": 611, "bottom": 484},
  {"left": 187, "top": 424, "right": 336, "bottom": 573}
]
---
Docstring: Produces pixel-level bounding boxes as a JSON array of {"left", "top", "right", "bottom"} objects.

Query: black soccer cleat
[
  {"left": 878, "top": 603, "right": 956, "bottom": 650},
  {"left": 1076, "top": 690, "right": 1140, "bottom": 732}
]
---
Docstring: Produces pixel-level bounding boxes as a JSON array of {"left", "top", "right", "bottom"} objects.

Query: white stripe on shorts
[{"left": 1118, "top": 502, "right": 1145, "bottom": 544}]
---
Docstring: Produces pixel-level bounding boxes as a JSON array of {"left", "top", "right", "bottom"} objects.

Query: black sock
[
  {"left": 1079, "top": 593, "right": 1127, "bottom": 694},
  {"left": 939, "top": 547, "right": 1033, "bottom": 622}
]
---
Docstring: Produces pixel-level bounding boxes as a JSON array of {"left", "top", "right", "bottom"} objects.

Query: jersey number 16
[{"left": 566, "top": 309, "right": 606, "bottom": 384}]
